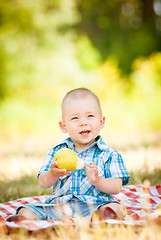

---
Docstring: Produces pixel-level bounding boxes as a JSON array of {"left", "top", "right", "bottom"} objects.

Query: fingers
[
  {"left": 50, "top": 162, "right": 71, "bottom": 176},
  {"left": 51, "top": 161, "right": 58, "bottom": 168},
  {"left": 84, "top": 165, "right": 89, "bottom": 171},
  {"left": 84, "top": 162, "right": 99, "bottom": 183},
  {"left": 84, "top": 162, "right": 98, "bottom": 171},
  {"left": 90, "top": 162, "right": 98, "bottom": 174},
  {"left": 90, "top": 162, "right": 97, "bottom": 167}
]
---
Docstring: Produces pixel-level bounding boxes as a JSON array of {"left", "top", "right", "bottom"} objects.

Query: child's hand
[
  {"left": 50, "top": 162, "right": 71, "bottom": 178},
  {"left": 84, "top": 162, "right": 99, "bottom": 185}
]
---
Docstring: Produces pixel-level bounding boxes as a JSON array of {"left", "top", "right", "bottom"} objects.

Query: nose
[{"left": 79, "top": 117, "right": 87, "bottom": 126}]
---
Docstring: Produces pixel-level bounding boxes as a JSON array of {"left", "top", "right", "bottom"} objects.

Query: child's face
[{"left": 59, "top": 95, "right": 105, "bottom": 151}]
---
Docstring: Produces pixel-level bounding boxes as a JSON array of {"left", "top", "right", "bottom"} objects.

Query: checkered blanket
[{"left": 0, "top": 185, "right": 161, "bottom": 231}]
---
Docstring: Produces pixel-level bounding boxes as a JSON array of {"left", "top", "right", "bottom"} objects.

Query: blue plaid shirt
[{"left": 38, "top": 136, "right": 130, "bottom": 205}]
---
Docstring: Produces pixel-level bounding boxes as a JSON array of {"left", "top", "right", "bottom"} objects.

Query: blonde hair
[{"left": 61, "top": 88, "right": 102, "bottom": 115}]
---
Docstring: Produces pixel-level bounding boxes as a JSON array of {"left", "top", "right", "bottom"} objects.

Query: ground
[{"left": 0, "top": 132, "right": 161, "bottom": 239}]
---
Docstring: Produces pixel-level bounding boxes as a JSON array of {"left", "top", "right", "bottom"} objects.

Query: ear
[
  {"left": 59, "top": 121, "right": 68, "bottom": 133},
  {"left": 100, "top": 116, "right": 105, "bottom": 129}
]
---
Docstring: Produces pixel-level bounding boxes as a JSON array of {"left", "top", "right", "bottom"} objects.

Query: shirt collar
[
  {"left": 95, "top": 135, "right": 109, "bottom": 151},
  {"left": 59, "top": 135, "right": 109, "bottom": 152},
  {"left": 63, "top": 137, "right": 75, "bottom": 149}
]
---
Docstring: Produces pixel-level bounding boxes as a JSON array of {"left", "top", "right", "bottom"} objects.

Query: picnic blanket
[{"left": 0, "top": 184, "right": 161, "bottom": 231}]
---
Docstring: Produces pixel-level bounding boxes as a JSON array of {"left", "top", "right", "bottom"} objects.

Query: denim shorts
[{"left": 16, "top": 197, "right": 120, "bottom": 221}]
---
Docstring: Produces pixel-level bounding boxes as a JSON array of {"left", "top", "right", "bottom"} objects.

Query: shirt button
[
  {"left": 74, "top": 191, "right": 77, "bottom": 195},
  {"left": 75, "top": 172, "right": 78, "bottom": 176}
]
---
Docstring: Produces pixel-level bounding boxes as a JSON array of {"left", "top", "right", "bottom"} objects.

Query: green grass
[
  {"left": 0, "top": 174, "right": 52, "bottom": 203},
  {"left": 129, "top": 169, "right": 161, "bottom": 186},
  {"left": 0, "top": 169, "right": 161, "bottom": 203}
]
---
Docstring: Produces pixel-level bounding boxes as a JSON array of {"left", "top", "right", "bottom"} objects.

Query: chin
[{"left": 82, "top": 139, "right": 95, "bottom": 145}]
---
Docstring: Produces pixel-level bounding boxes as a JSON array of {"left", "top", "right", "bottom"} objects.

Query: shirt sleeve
[
  {"left": 104, "top": 151, "right": 130, "bottom": 185},
  {"left": 37, "top": 148, "right": 55, "bottom": 179}
]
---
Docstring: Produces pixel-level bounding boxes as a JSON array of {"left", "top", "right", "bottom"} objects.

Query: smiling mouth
[{"left": 79, "top": 130, "right": 91, "bottom": 135}]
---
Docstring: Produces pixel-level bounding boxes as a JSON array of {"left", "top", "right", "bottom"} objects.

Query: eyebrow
[{"left": 69, "top": 111, "right": 96, "bottom": 117}]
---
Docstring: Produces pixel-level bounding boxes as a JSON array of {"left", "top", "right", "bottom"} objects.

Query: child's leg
[
  {"left": 18, "top": 207, "right": 40, "bottom": 220},
  {"left": 6, "top": 207, "right": 40, "bottom": 222},
  {"left": 91, "top": 202, "right": 126, "bottom": 221}
]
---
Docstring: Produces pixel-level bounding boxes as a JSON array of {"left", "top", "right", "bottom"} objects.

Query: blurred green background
[{"left": 0, "top": 0, "right": 161, "bottom": 141}]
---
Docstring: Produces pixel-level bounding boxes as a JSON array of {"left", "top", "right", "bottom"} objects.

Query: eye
[
  {"left": 71, "top": 117, "right": 78, "bottom": 120},
  {"left": 88, "top": 114, "right": 94, "bottom": 118}
]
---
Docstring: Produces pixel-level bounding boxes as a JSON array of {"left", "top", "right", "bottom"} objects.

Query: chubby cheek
[{"left": 66, "top": 124, "right": 78, "bottom": 135}]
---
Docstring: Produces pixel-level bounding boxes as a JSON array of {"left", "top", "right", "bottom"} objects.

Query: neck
[
  {"left": 74, "top": 140, "right": 97, "bottom": 153},
  {"left": 74, "top": 145, "right": 88, "bottom": 153}
]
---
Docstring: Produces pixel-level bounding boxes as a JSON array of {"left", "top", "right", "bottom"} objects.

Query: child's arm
[
  {"left": 39, "top": 162, "right": 71, "bottom": 189},
  {"left": 85, "top": 162, "right": 122, "bottom": 194}
]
